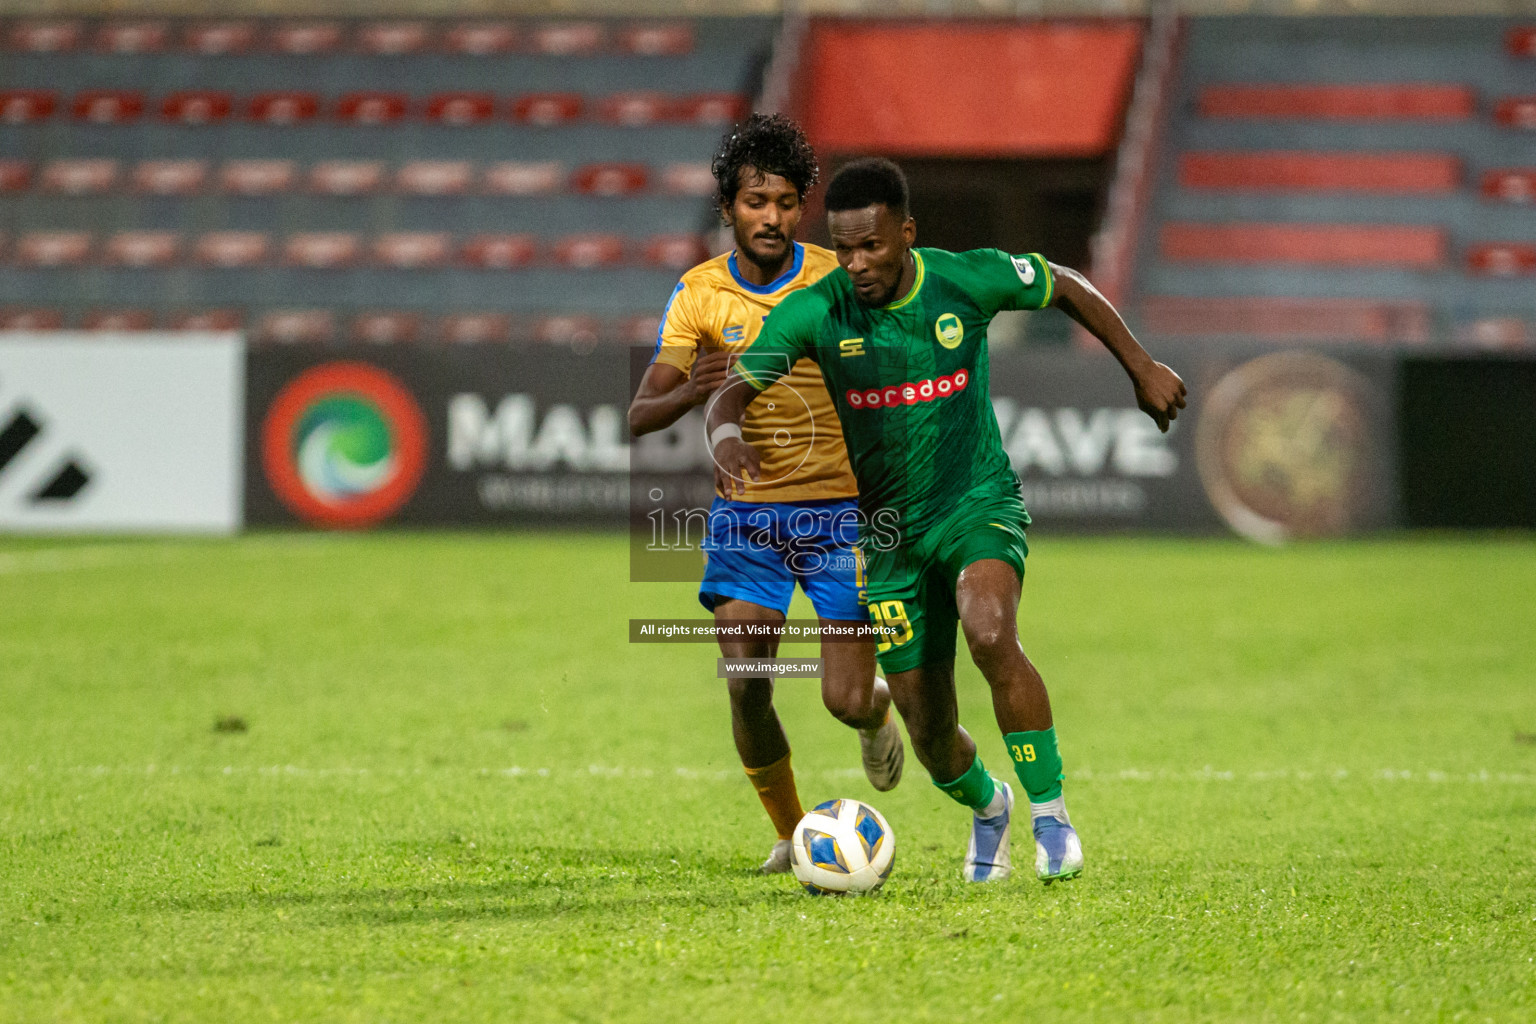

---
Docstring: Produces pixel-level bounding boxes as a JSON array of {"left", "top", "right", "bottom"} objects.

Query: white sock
[
  {"left": 1029, "top": 794, "right": 1071, "bottom": 825},
  {"left": 975, "top": 779, "right": 1008, "bottom": 818}
]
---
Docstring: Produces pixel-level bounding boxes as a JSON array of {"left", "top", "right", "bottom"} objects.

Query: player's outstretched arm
[
  {"left": 627, "top": 351, "right": 734, "bottom": 436},
  {"left": 1047, "top": 262, "right": 1187, "bottom": 433},
  {"left": 703, "top": 367, "right": 764, "bottom": 498}
]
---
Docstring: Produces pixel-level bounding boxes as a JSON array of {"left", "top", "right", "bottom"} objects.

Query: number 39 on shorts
[{"left": 869, "top": 600, "right": 913, "bottom": 653}]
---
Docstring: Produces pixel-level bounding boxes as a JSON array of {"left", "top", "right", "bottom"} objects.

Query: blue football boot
[{"left": 963, "top": 779, "right": 1013, "bottom": 882}]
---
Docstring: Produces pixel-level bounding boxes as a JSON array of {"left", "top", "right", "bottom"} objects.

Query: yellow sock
[{"left": 742, "top": 751, "right": 805, "bottom": 840}]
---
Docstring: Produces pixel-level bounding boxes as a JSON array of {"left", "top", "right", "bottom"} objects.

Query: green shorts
[{"left": 859, "top": 494, "right": 1030, "bottom": 675}]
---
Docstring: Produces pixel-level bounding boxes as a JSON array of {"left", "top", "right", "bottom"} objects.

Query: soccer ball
[{"left": 791, "top": 798, "right": 895, "bottom": 895}]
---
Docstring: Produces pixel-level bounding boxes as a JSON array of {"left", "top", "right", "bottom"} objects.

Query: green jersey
[{"left": 736, "top": 247, "right": 1055, "bottom": 547}]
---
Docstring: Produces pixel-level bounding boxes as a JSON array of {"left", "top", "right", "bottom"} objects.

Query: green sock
[
  {"left": 1004, "top": 728, "right": 1064, "bottom": 803},
  {"left": 933, "top": 753, "right": 996, "bottom": 810}
]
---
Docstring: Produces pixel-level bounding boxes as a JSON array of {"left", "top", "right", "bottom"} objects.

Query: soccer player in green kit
[{"left": 706, "top": 159, "right": 1186, "bottom": 883}]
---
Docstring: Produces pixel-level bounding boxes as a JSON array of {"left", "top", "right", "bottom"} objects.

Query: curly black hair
[{"left": 710, "top": 112, "right": 820, "bottom": 209}]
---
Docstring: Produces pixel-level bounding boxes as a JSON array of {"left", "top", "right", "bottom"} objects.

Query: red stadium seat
[
  {"left": 1160, "top": 222, "right": 1446, "bottom": 267},
  {"left": 162, "top": 91, "right": 233, "bottom": 125},
  {"left": 0, "top": 90, "right": 56, "bottom": 123},
  {"left": 397, "top": 161, "right": 474, "bottom": 196},
  {"left": 674, "top": 94, "right": 748, "bottom": 126},
  {"left": 9, "top": 21, "right": 82, "bottom": 52},
  {"left": 374, "top": 233, "right": 452, "bottom": 269},
  {"left": 570, "top": 163, "right": 650, "bottom": 196},
  {"left": 352, "top": 312, "right": 422, "bottom": 344},
  {"left": 0, "top": 160, "right": 32, "bottom": 193},
  {"left": 248, "top": 92, "right": 321, "bottom": 124},
  {"left": 1455, "top": 317, "right": 1529, "bottom": 348},
  {"left": 615, "top": 312, "right": 665, "bottom": 343},
  {"left": 40, "top": 159, "right": 119, "bottom": 195},
  {"left": 15, "top": 232, "right": 92, "bottom": 267},
  {"left": 616, "top": 23, "right": 694, "bottom": 56},
  {"left": 534, "top": 315, "right": 602, "bottom": 345},
  {"left": 511, "top": 93, "right": 583, "bottom": 126},
  {"left": 554, "top": 234, "right": 626, "bottom": 268},
  {"left": 1140, "top": 296, "right": 1432, "bottom": 343},
  {"left": 1198, "top": 84, "right": 1475, "bottom": 120},
  {"left": 1493, "top": 97, "right": 1536, "bottom": 130},
  {"left": 597, "top": 92, "right": 673, "bottom": 127},
  {"left": 104, "top": 231, "right": 180, "bottom": 268},
  {"left": 427, "top": 93, "right": 496, "bottom": 125},
  {"left": 132, "top": 159, "right": 208, "bottom": 195},
  {"left": 94, "top": 22, "right": 168, "bottom": 54},
  {"left": 309, "top": 161, "right": 385, "bottom": 196},
  {"left": 166, "top": 309, "right": 244, "bottom": 331},
  {"left": 81, "top": 309, "right": 155, "bottom": 331},
  {"left": 1179, "top": 152, "right": 1461, "bottom": 193},
  {"left": 0, "top": 308, "right": 65, "bottom": 330},
  {"left": 442, "top": 22, "right": 518, "bottom": 55},
  {"left": 1465, "top": 242, "right": 1536, "bottom": 276},
  {"left": 219, "top": 160, "right": 297, "bottom": 195},
  {"left": 483, "top": 161, "right": 562, "bottom": 195},
  {"left": 270, "top": 22, "right": 344, "bottom": 55},
  {"left": 643, "top": 234, "right": 709, "bottom": 270},
  {"left": 258, "top": 310, "right": 336, "bottom": 344},
  {"left": 460, "top": 234, "right": 538, "bottom": 269},
  {"left": 660, "top": 162, "right": 716, "bottom": 196},
  {"left": 1506, "top": 27, "right": 1536, "bottom": 58},
  {"left": 1480, "top": 169, "right": 1536, "bottom": 203},
  {"left": 530, "top": 22, "right": 605, "bottom": 56},
  {"left": 357, "top": 21, "right": 430, "bottom": 55},
  {"left": 194, "top": 232, "right": 270, "bottom": 267},
  {"left": 285, "top": 233, "right": 361, "bottom": 269},
  {"left": 439, "top": 313, "right": 512, "bottom": 343},
  {"left": 72, "top": 91, "right": 145, "bottom": 123},
  {"left": 336, "top": 92, "right": 409, "bottom": 124},
  {"left": 182, "top": 22, "right": 257, "bottom": 55}
]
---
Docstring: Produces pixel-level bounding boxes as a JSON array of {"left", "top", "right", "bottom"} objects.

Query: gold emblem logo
[
  {"left": 934, "top": 313, "right": 964, "bottom": 349},
  {"left": 839, "top": 337, "right": 865, "bottom": 358}
]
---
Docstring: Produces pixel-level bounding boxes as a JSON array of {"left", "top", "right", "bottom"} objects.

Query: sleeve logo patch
[
  {"left": 934, "top": 313, "right": 964, "bottom": 349},
  {"left": 1012, "top": 255, "right": 1036, "bottom": 286}
]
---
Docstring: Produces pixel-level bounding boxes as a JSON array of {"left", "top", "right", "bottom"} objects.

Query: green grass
[{"left": 2, "top": 533, "right": 1533, "bottom": 1023}]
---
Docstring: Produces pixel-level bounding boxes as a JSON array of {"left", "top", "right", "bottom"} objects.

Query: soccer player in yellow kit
[{"left": 628, "top": 115, "right": 904, "bottom": 874}]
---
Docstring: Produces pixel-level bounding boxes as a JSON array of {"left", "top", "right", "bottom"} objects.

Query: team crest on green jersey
[{"left": 934, "top": 313, "right": 964, "bottom": 349}]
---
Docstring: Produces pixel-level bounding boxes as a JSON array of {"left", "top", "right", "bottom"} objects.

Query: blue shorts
[{"left": 699, "top": 497, "right": 866, "bottom": 621}]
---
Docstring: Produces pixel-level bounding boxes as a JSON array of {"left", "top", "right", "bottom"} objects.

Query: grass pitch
[{"left": 1, "top": 533, "right": 1533, "bottom": 1023}]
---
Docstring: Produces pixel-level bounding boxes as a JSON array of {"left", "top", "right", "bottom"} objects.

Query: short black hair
[
  {"left": 825, "top": 158, "right": 909, "bottom": 218},
  {"left": 711, "top": 113, "right": 819, "bottom": 207}
]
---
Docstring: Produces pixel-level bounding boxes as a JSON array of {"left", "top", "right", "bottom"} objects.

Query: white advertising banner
[{"left": 0, "top": 334, "right": 244, "bottom": 533}]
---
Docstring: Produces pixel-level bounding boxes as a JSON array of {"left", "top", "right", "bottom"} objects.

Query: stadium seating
[
  {"left": 0, "top": 16, "right": 771, "bottom": 339},
  {"left": 1133, "top": 16, "right": 1536, "bottom": 346}
]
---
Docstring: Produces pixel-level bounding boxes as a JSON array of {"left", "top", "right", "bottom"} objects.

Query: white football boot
[
  {"left": 759, "top": 838, "right": 793, "bottom": 874},
  {"left": 963, "top": 779, "right": 1013, "bottom": 882},
  {"left": 859, "top": 711, "right": 905, "bottom": 792},
  {"left": 1031, "top": 797, "right": 1084, "bottom": 884}
]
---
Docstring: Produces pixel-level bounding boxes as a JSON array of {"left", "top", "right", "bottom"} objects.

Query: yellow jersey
[{"left": 652, "top": 242, "right": 857, "bottom": 503}]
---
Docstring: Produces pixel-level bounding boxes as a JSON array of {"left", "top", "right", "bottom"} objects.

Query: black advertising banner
[
  {"left": 246, "top": 344, "right": 637, "bottom": 528},
  {"left": 245, "top": 341, "right": 1400, "bottom": 542}
]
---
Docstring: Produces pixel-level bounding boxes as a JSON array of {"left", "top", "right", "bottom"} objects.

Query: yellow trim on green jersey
[
  {"left": 1033, "top": 253, "right": 1055, "bottom": 309},
  {"left": 883, "top": 251, "right": 926, "bottom": 311},
  {"left": 736, "top": 362, "right": 769, "bottom": 391}
]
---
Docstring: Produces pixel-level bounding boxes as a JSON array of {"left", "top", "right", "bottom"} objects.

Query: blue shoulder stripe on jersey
[
  {"left": 650, "top": 280, "right": 686, "bottom": 363},
  {"left": 727, "top": 242, "right": 805, "bottom": 295}
]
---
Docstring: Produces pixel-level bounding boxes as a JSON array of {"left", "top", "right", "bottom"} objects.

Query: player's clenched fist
[
  {"left": 1133, "top": 361, "right": 1187, "bottom": 434},
  {"left": 687, "top": 350, "right": 735, "bottom": 405},
  {"left": 712, "top": 436, "right": 762, "bottom": 498}
]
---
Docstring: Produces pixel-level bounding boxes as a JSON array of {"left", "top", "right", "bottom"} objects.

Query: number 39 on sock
[{"left": 1010, "top": 743, "right": 1037, "bottom": 763}]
